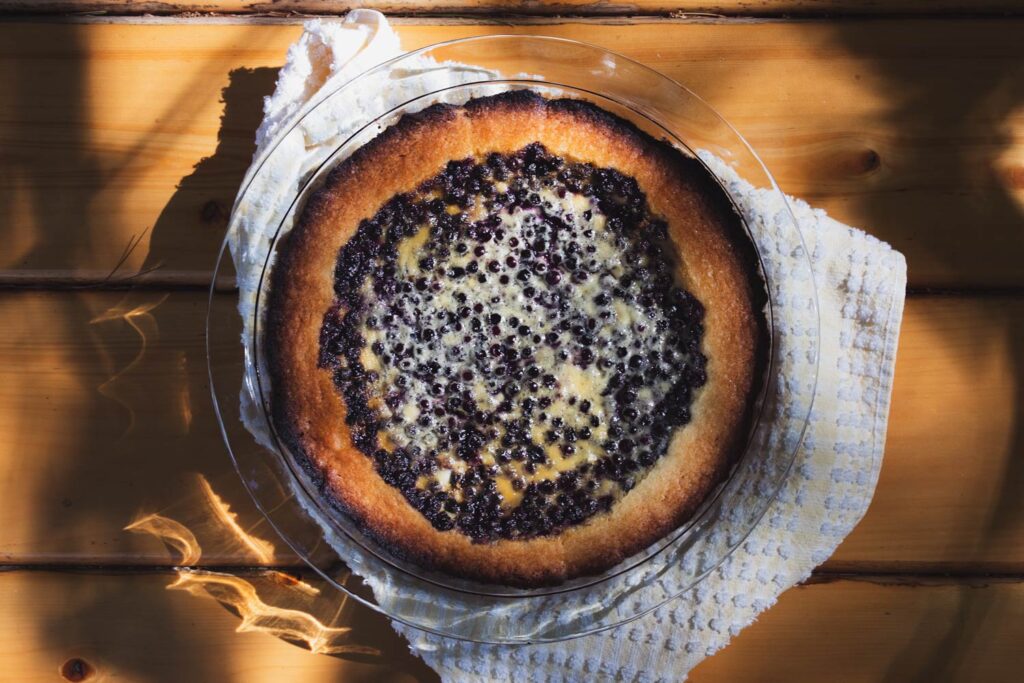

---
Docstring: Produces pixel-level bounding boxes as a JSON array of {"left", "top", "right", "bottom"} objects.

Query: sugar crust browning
[{"left": 266, "top": 91, "right": 765, "bottom": 586}]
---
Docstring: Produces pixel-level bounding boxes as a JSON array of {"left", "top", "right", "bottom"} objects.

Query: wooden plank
[
  {"left": 1, "top": 570, "right": 1022, "bottom": 682},
  {"left": 5, "top": 1, "right": 1023, "bottom": 18},
  {"left": 0, "top": 21, "right": 1022, "bottom": 288},
  {"left": 691, "top": 576, "right": 1024, "bottom": 682},
  {"left": 0, "top": 568, "right": 438, "bottom": 683},
  {"left": 0, "top": 290, "right": 1020, "bottom": 572}
]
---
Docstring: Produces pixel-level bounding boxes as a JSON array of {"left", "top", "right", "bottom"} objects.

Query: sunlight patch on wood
[{"left": 125, "top": 476, "right": 381, "bottom": 658}]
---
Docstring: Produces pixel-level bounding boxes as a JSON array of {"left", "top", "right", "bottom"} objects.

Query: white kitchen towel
[{"left": 229, "top": 11, "right": 906, "bottom": 681}]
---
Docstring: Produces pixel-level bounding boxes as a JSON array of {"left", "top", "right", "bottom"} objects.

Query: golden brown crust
[{"left": 265, "top": 91, "right": 764, "bottom": 587}]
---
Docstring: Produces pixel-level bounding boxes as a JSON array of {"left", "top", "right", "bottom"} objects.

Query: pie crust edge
[{"left": 264, "top": 91, "right": 766, "bottom": 586}]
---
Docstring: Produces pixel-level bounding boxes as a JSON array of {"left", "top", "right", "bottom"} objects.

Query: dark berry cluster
[{"left": 318, "top": 143, "right": 707, "bottom": 542}]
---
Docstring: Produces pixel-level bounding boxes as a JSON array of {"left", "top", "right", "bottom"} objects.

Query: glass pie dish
[{"left": 208, "top": 35, "right": 819, "bottom": 643}]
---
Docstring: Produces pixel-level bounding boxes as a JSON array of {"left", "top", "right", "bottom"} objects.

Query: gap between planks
[
  {"left": 3, "top": 0, "right": 1024, "bottom": 21},
  {"left": 4, "top": 564, "right": 1023, "bottom": 585},
  {"left": 2, "top": 15, "right": 1022, "bottom": 26},
  {"left": 0, "top": 14, "right": 782, "bottom": 25}
]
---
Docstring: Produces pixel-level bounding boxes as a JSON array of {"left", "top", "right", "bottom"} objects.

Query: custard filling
[{"left": 319, "top": 143, "right": 707, "bottom": 541}]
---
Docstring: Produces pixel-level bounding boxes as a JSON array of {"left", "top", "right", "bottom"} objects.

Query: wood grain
[
  {"left": 1, "top": 569, "right": 1021, "bottom": 682},
  {"left": 0, "top": 21, "right": 1021, "bottom": 288},
  {"left": 691, "top": 575, "right": 1024, "bottom": 683},
  {"left": 0, "top": 568, "right": 438, "bottom": 683},
  {"left": 0, "top": 290, "right": 1020, "bottom": 572},
  {"left": 5, "top": 1, "right": 1023, "bottom": 18},
  {"left": 0, "top": 14, "right": 1016, "bottom": 681}
]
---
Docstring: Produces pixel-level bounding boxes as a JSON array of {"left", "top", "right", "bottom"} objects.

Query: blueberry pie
[{"left": 266, "top": 91, "right": 765, "bottom": 586}]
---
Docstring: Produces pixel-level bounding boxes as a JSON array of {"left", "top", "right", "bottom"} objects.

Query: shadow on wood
[
  {"left": 824, "top": 21, "right": 1024, "bottom": 682},
  {"left": 0, "top": 48, "right": 437, "bottom": 679}
]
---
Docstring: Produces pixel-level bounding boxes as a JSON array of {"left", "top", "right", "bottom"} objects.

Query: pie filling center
[{"left": 318, "top": 143, "right": 707, "bottom": 542}]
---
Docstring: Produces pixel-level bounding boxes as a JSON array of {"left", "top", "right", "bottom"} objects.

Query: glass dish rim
[{"left": 208, "top": 32, "right": 821, "bottom": 642}]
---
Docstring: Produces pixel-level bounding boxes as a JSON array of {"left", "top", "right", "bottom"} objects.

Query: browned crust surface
[{"left": 265, "top": 91, "right": 764, "bottom": 587}]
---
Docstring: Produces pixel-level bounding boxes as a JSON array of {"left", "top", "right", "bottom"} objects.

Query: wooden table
[{"left": 1, "top": 3, "right": 1021, "bottom": 681}]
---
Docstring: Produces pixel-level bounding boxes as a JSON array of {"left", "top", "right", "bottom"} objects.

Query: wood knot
[
  {"left": 60, "top": 657, "right": 94, "bottom": 681},
  {"left": 858, "top": 148, "right": 881, "bottom": 174}
]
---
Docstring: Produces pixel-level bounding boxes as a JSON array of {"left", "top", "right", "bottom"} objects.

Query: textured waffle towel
[{"left": 230, "top": 11, "right": 907, "bottom": 681}]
